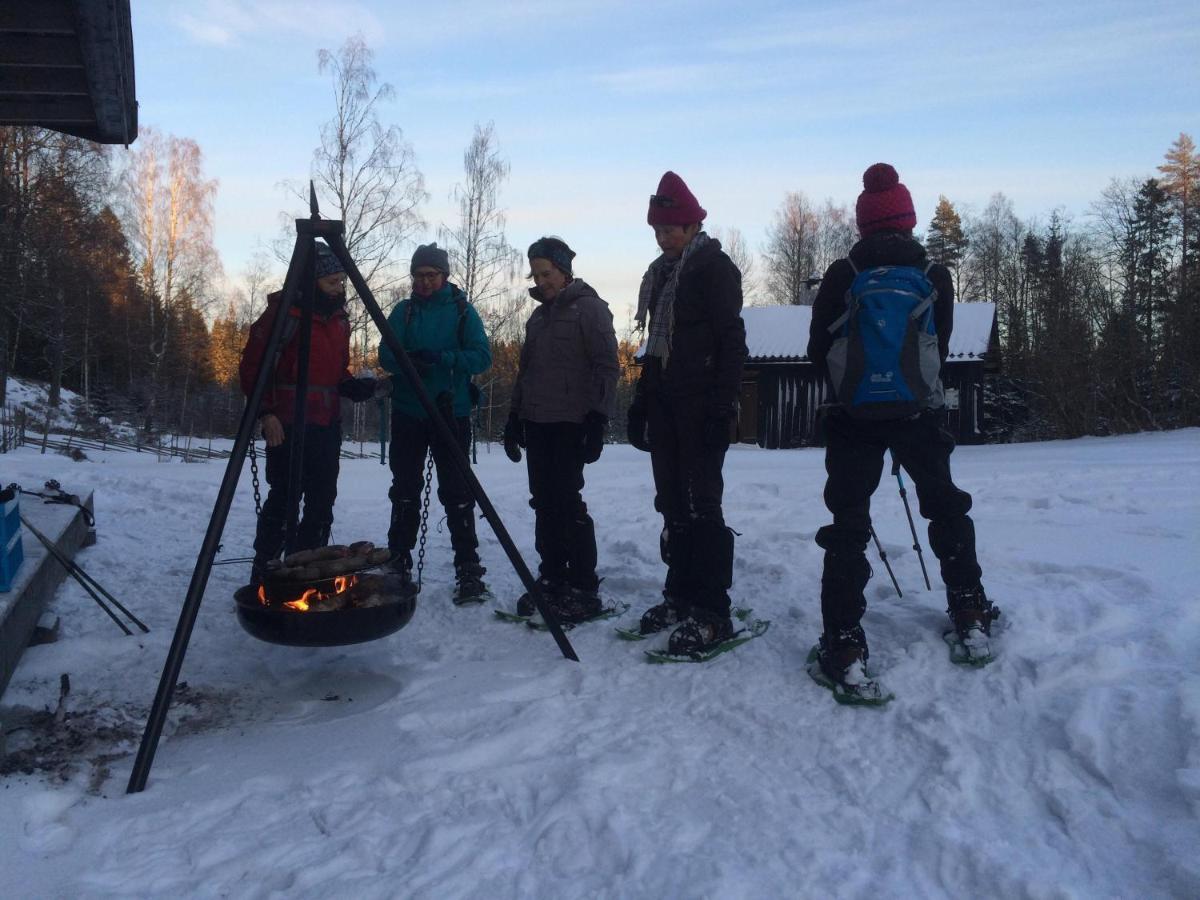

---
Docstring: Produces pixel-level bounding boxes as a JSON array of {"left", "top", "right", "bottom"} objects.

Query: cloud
[{"left": 171, "top": 0, "right": 385, "bottom": 46}]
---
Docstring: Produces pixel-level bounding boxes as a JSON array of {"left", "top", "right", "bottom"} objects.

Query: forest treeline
[{"left": 1, "top": 37, "right": 1197, "bottom": 444}]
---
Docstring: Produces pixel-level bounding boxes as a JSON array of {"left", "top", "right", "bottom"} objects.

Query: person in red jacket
[{"left": 239, "top": 242, "right": 378, "bottom": 583}]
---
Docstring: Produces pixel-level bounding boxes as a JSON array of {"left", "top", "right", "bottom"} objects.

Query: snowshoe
[
  {"left": 618, "top": 605, "right": 749, "bottom": 642},
  {"left": 805, "top": 637, "right": 892, "bottom": 707},
  {"left": 496, "top": 587, "right": 629, "bottom": 631},
  {"left": 643, "top": 610, "right": 770, "bottom": 663},
  {"left": 451, "top": 569, "right": 491, "bottom": 606},
  {"left": 945, "top": 588, "right": 1001, "bottom": 667}
]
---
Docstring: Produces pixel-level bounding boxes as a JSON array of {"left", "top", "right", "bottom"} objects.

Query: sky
[{"left": 131, "top": 0, "right": 1199, "bottom": 324}]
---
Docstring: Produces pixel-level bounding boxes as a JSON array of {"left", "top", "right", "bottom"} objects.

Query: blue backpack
[{"left": 825, "top": 260, "right": 944, "bottom": 420}]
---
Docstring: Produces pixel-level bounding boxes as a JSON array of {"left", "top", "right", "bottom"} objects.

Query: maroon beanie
[
  {"left": 855, "top": 163, "right": 917, "bottom": 236},
  {"left": 647, "top": 171, "right": 707, "bottom": 226}
]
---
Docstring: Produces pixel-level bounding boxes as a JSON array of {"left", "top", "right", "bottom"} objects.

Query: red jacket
[{"left": 239, "top": 291, "right": 352, "bottom": 427}]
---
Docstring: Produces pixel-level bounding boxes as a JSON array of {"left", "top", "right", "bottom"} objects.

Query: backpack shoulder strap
[
  {"left": 456, "top": 295, "right": 469, "bottom": 347},
  {"left": 828, "top": 258, "right": 856, "bottom": 334}
]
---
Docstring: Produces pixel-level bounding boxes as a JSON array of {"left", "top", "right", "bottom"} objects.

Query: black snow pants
[
  {"left": 387, "top": 410, "right": 482, "bottom": 574},
  {"left": 646, "top": 389, "right": 734, "bottom": 619},
  {"left": 816, "top": 407, "right": 983, "bottom": 635},
  {"left": 523, "top": 421, "right": 598, "bottom": 591},
  {"left": 253, "top": 422, "right": 342, "bottom": 564}
]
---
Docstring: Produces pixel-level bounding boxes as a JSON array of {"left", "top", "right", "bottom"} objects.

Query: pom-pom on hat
[
  {"left": 855, "top": 163, "right": 917, "bottom": 236},
  {"left": 647, "top": 171, "right": 707, "bottom": 226},
  {"left": 527, "top": 237, "right": 576, "bottom": 277},
  {"left": 410, "top": 242, "right": 450, "bottom": 274}
]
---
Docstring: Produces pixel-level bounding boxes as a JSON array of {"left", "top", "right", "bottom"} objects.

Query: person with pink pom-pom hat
[{"left": 805, "top": 163, "right": 996, "bottom": 699}]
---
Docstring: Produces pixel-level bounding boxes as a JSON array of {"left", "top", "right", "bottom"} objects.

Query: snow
[
  {"left": 2, "top": 424, "right": 1199, "bottom": 898},
  {"left": 741, "top": 303, "right": 996, "bottom": 361}
]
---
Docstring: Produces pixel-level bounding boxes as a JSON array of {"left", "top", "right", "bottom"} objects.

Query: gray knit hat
[
  {"left": 315, "top": 242, "right": 344, "bottom": 278},
  {"left": 410, "top": 242, "right": 450, "bottom": 274}
]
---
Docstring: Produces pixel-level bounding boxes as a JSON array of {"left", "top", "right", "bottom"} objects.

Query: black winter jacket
[
  {"left": 640, "top": 239, "right": 748, "bottom": 410},
  {"left": 807, "top": 232, "right": 955, "bottom": 378}
]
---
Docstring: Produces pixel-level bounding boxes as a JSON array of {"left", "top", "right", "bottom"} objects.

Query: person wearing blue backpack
[
  {"left": 379, "top": 243, "right": 492, "bottom": 605},
  {"left": 806, "top": 163, "right": 996, "bottom": 700}
]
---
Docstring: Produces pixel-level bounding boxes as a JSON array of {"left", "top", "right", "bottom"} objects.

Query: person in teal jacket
[{"left": 379, "top": 243, "right": 492, "bottom": 604}]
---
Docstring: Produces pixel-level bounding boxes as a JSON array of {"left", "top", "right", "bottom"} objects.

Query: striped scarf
[{"left": 637, "top": 231, "right": 709, "bottom": 368}]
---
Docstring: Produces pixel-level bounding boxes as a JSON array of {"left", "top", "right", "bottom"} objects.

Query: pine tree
[
  {"left": 1158, "top": 133, "right": 1199, "bottom": 300},
  {"left": 1128, "top": 179, "right": 1173, "bottom": 362},
  {"left": 1157, "top": 133, "right": 1200, "bottom": 415},
  {"left": 925, "top": 196, "right": 969, "bottom": 297}
]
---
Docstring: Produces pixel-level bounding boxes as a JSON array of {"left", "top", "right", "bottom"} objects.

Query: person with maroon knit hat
[
  {"left": 628, "top": 171, "right": 748, "bottom": 656},
  {"left": 239, "top": 242, "right": 380, "bottom": 585},
  {"left": 806, "top": 163, "right": 995, "bottom": 698}
]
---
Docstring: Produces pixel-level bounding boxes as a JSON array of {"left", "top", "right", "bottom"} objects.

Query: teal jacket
[{"left": 379, "top": 283, "right": 491, "bottom": 420}]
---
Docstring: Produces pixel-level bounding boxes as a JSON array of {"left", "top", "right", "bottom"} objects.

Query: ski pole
[
  {"left": 891, "top": 455, "right": 932, "bottom": 591},
  {"left": 20, "top": 515, "right": 135, "bottom": 635},
  {"left": 869, "top": 525, "right": 902, "bottom": 598}
]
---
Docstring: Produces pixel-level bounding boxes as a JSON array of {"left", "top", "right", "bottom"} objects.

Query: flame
[
  {"left": 265, "top": 574, "right": 359, "bottom": 613},
  {"left": 284, "top": 587, "right": 319, "bottom": 612}
]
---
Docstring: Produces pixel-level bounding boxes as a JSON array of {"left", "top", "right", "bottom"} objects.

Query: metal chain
[
  {"left": 248, "top": 439, "right": 263, "bottom": 517},
  {"left": 414, "top": 447, "right": 434, "bottom": 589}
]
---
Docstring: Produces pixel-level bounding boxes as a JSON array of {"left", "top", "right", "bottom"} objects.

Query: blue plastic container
[{"left": 1, "top": 496, "right": 24, "bottom": 591}]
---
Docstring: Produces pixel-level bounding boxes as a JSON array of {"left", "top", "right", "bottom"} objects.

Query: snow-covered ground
[{"left": 1, "top": 427, "right": 1198, "bottom": 898}]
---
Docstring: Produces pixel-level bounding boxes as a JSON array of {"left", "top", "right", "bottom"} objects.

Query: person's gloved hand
[
  {"left": 626, "top": 398, "right": 650, "bottom": 452},
  {"left": 338, "top": 376, "right": 376, "bottom": 403},
  {"left": 503, "top": 411, "right": 524, "bottom": 463},
  {"left": 581, "top": 411, "right": 607, "bottom": 464},
  {"left": 409, "top": 349, "right": 444, "bottom": 373},
  {"left": 703, "top": 405, "right": 734, "bottom": 448}
]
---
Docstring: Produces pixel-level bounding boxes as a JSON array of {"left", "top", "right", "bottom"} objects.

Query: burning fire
[{"left": 258, "top": 574, "right": 358, "bottom": 611}]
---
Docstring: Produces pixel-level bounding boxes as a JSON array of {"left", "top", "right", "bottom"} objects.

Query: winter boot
[
  {"left": 814, "top": 626, "right": 886, "bottom": 702},
  {"left": 516, "top": 576, "right": 566, "bottom": 617},
  {"left": 387, "top": 501, "right": 420, "bottom": 559},
  {"left": 639, "top": 593, "right": 689, "bottom": 636},
  {"left": 666, "top": 611, "right": 735, "bottom": 657},
  {"left": 546, "top": 586, "right": 604, "bottom": 626},
  {"left": 946, "top": 584, "right": 999, "bottom": 663},
  {"left": 452, "top": 562, "right": 490, "bottom": 606},
  {"left": 250, "top": 514, "right": 286, "bottom": 586},
  {"left": 293, "top": 517, "right": 332, "bottom": 554}
]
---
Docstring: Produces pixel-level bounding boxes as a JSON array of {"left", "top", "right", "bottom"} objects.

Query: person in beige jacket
[{"left": 503, "top": 237, "right": 619, "bottom": 624}]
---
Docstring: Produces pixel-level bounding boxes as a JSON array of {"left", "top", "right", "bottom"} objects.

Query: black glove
[
  {"left": 626, "top": 399, "right": 650, "bottom": 452},
  {"left": 703, "top": 406, "right": 734, "bottom": 448},
  {"left": 338, "top": 377, "right": 376, "bottom": 403},
  {"left": 581, "top": 411, "right": 607, "bottom": 464},
  {"left": 409, "top": 349, "right": 443, "bottom": 373},
  {"left": 503, "top": 411, "right": 524, "bottom": 463}
]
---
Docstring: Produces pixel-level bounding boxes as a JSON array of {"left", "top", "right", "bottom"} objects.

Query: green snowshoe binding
[
  {"left": 805, "top": 629, "right": 893, "bottom": 707},
  {"left": 642, "top": 609, "right": 770, "bottom": 663},
  {"left": 496, "top": 581, "right": 628, "bottom": 630}
]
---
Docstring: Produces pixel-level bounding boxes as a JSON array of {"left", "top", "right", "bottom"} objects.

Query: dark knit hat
[
  {"left": 315, "top": 243, "right": 344, "bottom": 278},
  {"left": 855, "top": 163, "right": 917, "bottom": 236},
  {"left": 647, "top": 171, "right": 706, "bottom": 226},
  {"left": 527, "top": 237, "right": 576, "bottom": 277},
  {"left": 410, "top": 242, "right": 450, "bottom": 274}
]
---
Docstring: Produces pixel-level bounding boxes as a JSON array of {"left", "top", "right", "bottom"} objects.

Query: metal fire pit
[{"left": 234, "top": 571, "right": 417, "bottom": 647}]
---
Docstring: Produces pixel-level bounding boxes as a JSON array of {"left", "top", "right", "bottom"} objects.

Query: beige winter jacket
[{"left": 513, "top": 279, "right": 620, "bottom": 424}]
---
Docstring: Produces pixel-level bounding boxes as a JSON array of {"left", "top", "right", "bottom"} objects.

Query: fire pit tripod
[{"left": 127, "top": 187, "right": 577, "bottom": 794}]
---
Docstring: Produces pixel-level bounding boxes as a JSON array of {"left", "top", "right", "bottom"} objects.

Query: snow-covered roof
[{"left": 742, "top": 302, "right": 995, "bottom": 362}]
